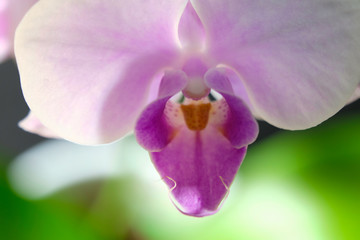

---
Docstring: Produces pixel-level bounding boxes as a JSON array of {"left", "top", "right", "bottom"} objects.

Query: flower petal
[
  {"left": 205, "top": 68, "right": 259, "bottom": 148},
  {"left": 135, "top": 70, "right": 188, "bottom": 151},
  {"left": 214, "top": 66, "right": 261, "bottom": 118},
  {"left": 192, "top": 0, "right": 360, "bottom": 129},
  {"left": 136, "top": 69, "right": 257, "bottom": 216},
  {"left": 178, "top": 1, "right": 205, "bottom": 51},
  {"left": 15, "top": 0, "right": 188, "bottom": 144},
  {"left": 151, "top": 126, "right": 247, "bottom": 217},
  {"left": 0, "top": 0, "right": 37, "bottom": 60},
  {"left": 0, "top": 2, "right": 11, "bottom": 61},
  {"left": 19, "top": 111, "right": 59, "bottom": 138},
  {"left": 348, "top": 84, "right": 360, "bottom": 104}
]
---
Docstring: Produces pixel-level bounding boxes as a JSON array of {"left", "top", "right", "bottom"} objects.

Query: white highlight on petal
[{"left": 0, "top": 0, "right": 8, "bottom": 11}]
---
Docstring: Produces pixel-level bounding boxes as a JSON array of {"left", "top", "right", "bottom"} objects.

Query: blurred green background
[{"left": 1, "top": 59, "right": 359, "bottom": 240}]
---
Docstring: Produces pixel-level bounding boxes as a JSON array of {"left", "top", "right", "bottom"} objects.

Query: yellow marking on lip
[{"left": 180, "top": 103, "right": 211, "bottom": 131}]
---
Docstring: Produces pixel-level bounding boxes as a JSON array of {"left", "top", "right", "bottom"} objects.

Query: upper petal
[
  {"left": 15, "top": 0, "right": 188, "bottom": 144},
  {"left": 191, "top": 0, "right": 360, "bottom": 129}
]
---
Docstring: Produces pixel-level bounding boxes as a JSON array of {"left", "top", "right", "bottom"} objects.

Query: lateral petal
[
  {"left": 205, "top": 68, "right": 259, "bottom": 148},
  {"left": 15, "top": 0, "right": 188, "bottom": 144},
  {"left": 192, "top": 0, "right": 360, "bottom": 129},
  {"left": 135, "top": 70, "right": 188, "bottom": 151}
]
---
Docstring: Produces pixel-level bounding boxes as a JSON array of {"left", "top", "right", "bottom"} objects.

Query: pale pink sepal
[{"left": 19, "top": 111, "right": 59, "bottom": 139}]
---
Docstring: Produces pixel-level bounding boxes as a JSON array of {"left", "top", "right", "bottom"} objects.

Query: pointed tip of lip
[
  {"left": 164, "top": 178, "right": 229, "bottom": 217},
  {"left": 179, "top": 208, "right": 220, "bottom": 218},
  {"left": 169, "top": 195, "right": 222, "bottom": 218}
]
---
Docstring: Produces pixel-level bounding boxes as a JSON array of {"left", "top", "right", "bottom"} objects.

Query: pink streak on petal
[
  {"left": 192, "top": 0, "right": 360, "bottom": 129},
  {"left": 135, "top": 70, "right": 188, "bottom": 151},
  {"left": 178, "top": 1, "right": 205, "bottom": 52},
  {"left": 19, "top": 112, "right": 59, "bottom": 138},
  {"left": 151, "top": 127, "right": 246, "bottom": 217},
  {"left": 15, "top": 0, "right": 188, "bottom": 144}
]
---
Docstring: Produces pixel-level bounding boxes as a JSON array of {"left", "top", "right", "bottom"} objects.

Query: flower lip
[{"left": 135, "top": 66, "right": 259, "bottom": 217}]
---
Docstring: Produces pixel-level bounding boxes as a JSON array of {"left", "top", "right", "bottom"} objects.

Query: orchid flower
[
  {"left": 15, "top": 0, "right": 360, "bottom": 216},
  {"left": 0, "top": 0, "right": 36, "bottom": 61}
]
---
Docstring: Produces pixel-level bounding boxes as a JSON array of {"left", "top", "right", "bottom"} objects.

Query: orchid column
[{"left": 15, "top": 0, "right": 360, "bottom": 216}]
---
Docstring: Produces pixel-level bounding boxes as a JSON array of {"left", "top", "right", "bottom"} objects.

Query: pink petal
[
  {"left": 192, "top": 0, "right": 360, "bottom": 129},
  {"left": 151, "top": 126, "right": 247, "bottom": 217},
  {"left": 348, "top": 84, "right": 360, "bottom": 104},
  {"left": 0, "top": 2, "right": 10, "bottom": 61},
  {"left": 178, "top": 1, "right": 205, "bottom": 51},
  {"left": 205, "top": 68, "right": 258, "bottom": 148},
  {"left": 135, "top": 70, "right": 188, "bottom": 151},
  {"left": 15, "top": 0, "right": 188, "bottom": 144},
  {"left": 135, "top": 69, "right": 258, "bottom": 216},
  {"left": 19, "top": 111, "right": 59, "bottom": 138},
  {"left": 214, "top": 66, "right": 261, "bottom": 118},
  {"left": 0, "top": 0, "right": 37, "bottom": 60},
  {"left": 136, "top": 95, "right": 250, "bottom": 216}
]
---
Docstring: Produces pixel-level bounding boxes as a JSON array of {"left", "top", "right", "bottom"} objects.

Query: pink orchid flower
[
  {"left": 15, "top": 0, "right": 360, "bottom": 217},
  {"left": 0, "top": 0, "right": 37, "bottom": 61}
]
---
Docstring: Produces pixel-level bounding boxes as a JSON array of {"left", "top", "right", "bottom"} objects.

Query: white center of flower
[{"left": 182, "top": 77, "right": 210, "bottom": 100}]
